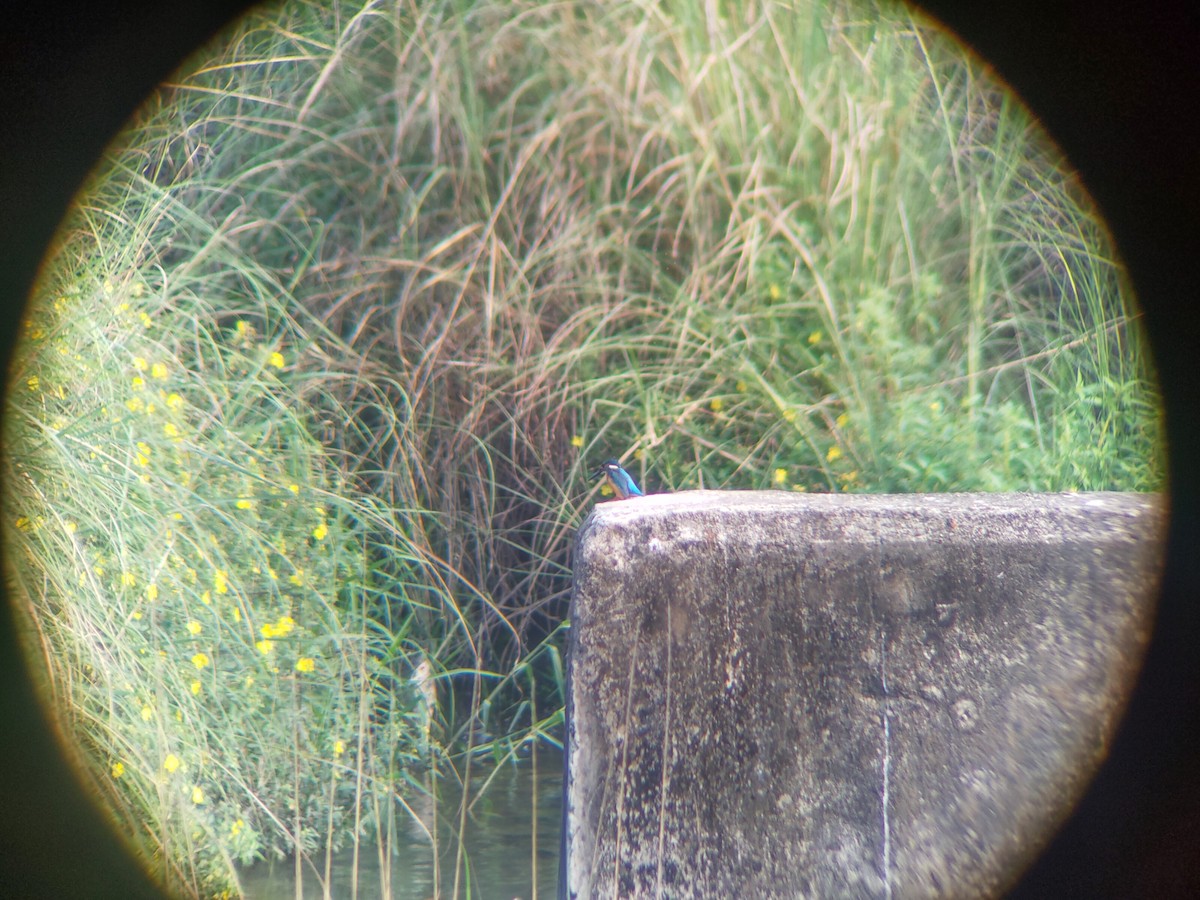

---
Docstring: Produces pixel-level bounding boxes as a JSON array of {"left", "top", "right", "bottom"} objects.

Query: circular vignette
[{"left": 0, "top": 2, "right": 1196, "bottom": 898}]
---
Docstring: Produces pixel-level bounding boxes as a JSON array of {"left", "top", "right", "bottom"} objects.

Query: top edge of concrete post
[{"left": 563, "top": 491, "right": 1166, "bottom": 899}]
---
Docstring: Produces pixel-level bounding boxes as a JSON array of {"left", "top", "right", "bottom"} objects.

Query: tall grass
[{"left": 3, "top": 0, "right": 1162, "bottom": 895}]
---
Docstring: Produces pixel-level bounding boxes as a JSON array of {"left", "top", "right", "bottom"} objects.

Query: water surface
[{"left": 241, "top": 750, "right": 563, "bottom": 900}]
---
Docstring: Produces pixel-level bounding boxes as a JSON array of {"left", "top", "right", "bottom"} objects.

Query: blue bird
[{"left": 593, "top": 458, "right": 644, "bottom": 500}]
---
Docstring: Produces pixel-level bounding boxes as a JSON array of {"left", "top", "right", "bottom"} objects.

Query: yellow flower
[
  {"left": 231, "top": 819, "right": 244, "bottom": 837},
  {"left": 186, "top": 620, "right": 202, "bottom": 636},
  {"left": 65, "top": 521, "right": 77, "bottom": 534},
  {"left": 191, "top": 786, "right": 205, "bottom": 805},
  {"left": 141, "top": 705, "right": 154, "bottom": 721},
  {"left": 709, "top": 397, "right": 724, "bottom": 412},
  {"left": 807, "top": 330, "right": 823, "bottom": 345},
  {"left": 146, "top": 583, "right": 158, "bottom": 601},
  {"left": 191, "top": 652, "right": 210, "bottom": 669},
  {"left": 570, "top": 435, "right": 584, "bottom": 448},
  {"left": 768, "top": 283, "right": 782, "bottom": 301},
  {"left": 288, "top": 483, "right": 300, "bottom": 494},
  {"left": 236, "top": 498, "right": 253, "bottom": 510},
  {"left": 929, "top": 400, "right": 942, "bottom": 413},
  {"left": 111, "top": 761, "right": 125, "bottom": 778},
  {"left": 132, "top": 357, "right": 148, "bottom": 371},
  {"left": 25, "top": 375, "right": 39, "bottom": 392},
  {"left": 260, "top": 622, "right": 276, "bottom": 639},
  {"left": 214, "top": 570, "right": 228, "bottom": 594},
  {"left": 139, "top": 312, "right": 153, "bottom": 328},
  {"left": 190, "top": 680, "right": 202, "bottom": 695},
  {"left": 131, "top": 376, "right": 146, "bottom": 391},
  {"left": 151, "top": 362, "right": 168, "bottom": 379},
  {"left": 288, "top": 571, "right": 304, "bottom": 587},
  {"left": 826, "top": 446, "right": 843, "bottom": 462},
  {"left": 836, "top": 413, "right": 849, "bottom": 428},
  {"left": 312, "top": 522, "right": 328, "bottom": 540},
  {"left": 333, "top": 740, "right": 345, "bottom": 756},
  {"left": 201, "top": 590, "right": 212, "bottom": 605},
  {"left": 295, "top": 657, "right": 315, "bottom": 673},
  {"left": 774, "top": 468, "right": 788, "bottom": 484},
  {"left": 256, "top": 639, "right": 274, "bottom": 655},
  {"left": 166, "top": 392, "right": 184, "bottom": 410},
  {"left": 269, "top": 351, "right": 285, "bottom": 369},
  {"left": 163, "top": 422, "right": 180, "bottom": 439},
  {"left": 275, "top": 616, "right": 295, "bottom": 635},
  {"left": 125, "top": 397, "right": 145, "bottom": 413},
  {"left": 163, "top": 754, "right": 181, "bottom": 773},
  {"left": 122, "top": 571, "right": 137, "bottom": 587}
]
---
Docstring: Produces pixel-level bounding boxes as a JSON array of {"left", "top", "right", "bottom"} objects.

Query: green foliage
[
  {"left": 3, "top": 223, "right": 462, "bottom": 891},
  {"left": 3, "top": 0, "right": 1162, "bottom": 895}
]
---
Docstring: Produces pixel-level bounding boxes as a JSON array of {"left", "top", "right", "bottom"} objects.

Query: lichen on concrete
[{"left": 563, "top": 491, "right": 1165, "bottom": 898}]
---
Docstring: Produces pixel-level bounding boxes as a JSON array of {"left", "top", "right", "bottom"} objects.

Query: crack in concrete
[
  {"left": 880, "top": 631, "right": 893, "bottom": 900},
  {"left": 655, "top": 600, "right": 673, "bottom": 895}
]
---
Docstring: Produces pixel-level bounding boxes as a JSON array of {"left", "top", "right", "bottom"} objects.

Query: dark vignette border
[{"left": 0, "top": 2, "right": 1196, "bottom": 897}]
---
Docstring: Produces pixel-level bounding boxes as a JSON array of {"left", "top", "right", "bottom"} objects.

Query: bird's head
[{"left": 592, "top": 458, "right": 623, "bottom": 481}]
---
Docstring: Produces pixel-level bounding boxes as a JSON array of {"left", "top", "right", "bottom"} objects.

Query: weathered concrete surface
[{"left": 562, "top": 492, "right": 1165, "bottom": 899}]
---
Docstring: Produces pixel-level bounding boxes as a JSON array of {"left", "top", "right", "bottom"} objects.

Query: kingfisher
[{"left": 593, "top": 458, "right": 644, "bottom": 499}]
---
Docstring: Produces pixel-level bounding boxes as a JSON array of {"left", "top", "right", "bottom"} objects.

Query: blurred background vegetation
[{"left": 1, "top": 0, "right": 1162, "bottom": 894}]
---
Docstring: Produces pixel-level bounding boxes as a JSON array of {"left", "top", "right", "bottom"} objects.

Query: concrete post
[{"left": 562, "top": 492, "right": 1164, "bottom": 898}]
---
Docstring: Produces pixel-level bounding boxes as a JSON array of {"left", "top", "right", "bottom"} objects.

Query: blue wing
[
  {"left": 593, "top": 458, "right": 644, "bottom": 499},
  {"left": 611, "top": 465, "right": 643, "bottom": 498}
]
